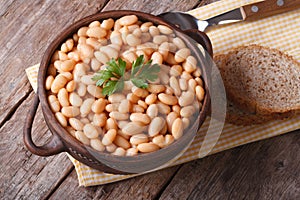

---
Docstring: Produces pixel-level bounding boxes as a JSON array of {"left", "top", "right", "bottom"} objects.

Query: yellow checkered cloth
[{"left": 26, "top": 0, "right": 300, "bottom": 186}]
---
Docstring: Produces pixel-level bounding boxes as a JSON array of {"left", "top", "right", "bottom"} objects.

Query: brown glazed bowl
[{"left": 24, "top": 10, "right": 212, "bottom": 174}]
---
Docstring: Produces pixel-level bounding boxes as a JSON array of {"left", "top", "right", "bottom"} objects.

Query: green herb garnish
[{"left": 92, "top": 55, "right": 160, "bottom": 96}]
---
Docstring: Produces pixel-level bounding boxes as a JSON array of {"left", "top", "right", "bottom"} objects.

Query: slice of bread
[{"left": 214, "top": 45, "right": 300, "bottom": 126}]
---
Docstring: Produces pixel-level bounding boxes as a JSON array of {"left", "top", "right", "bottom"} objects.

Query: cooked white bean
[
  {"left": 69, "top": 118, "right": 84, "bottom": 131},
  {"left": 106, "top": 143, "right": 117, "bottom": 153},
  {"left": 51, "top": 74, "right": 68, "bottom": 93},
  {"left": 57, "top": 88, "right": 69, "bottom": 107},
  {"left": 69, "top": 92, "right": 83, "bottom": 107},
  {"left": 102, "top": 129, "right": 117, "bottom": 146},
  {"left": 169, "top": 65, "right": 182, "bottom": 77},
  {"left": 94, "top": 51, "right": 109, "bottom": 64},
  {"left": 122, "top": 122, "right": 146, "bottom": 135},
  {"left": 118, "top": 99, "right": 130, "bottom": 113},
  {"left": 158, "top": 71, "right": 169, "bottom": 85},
  {"left": 147, "top": 84, "right": 165, "bottom": 93},
  {"left": 188, "top": 79, "right": 197, "bottom": 92},
  {"left": 180, "top": 106, "right": 195, "bottom": 118},
  {"left": 157, "top": 25, "right": 173, "bottom": 35},
  {"left": 105, "top": 103, "right": 120, "bottom": 112},
  {"left": 100, "top": 46, "right": 119, "bottom": 59},
  {"left": 183, "top": 56, "right": 197, "bottom": 73},
  {"left": 45, "top": 75, "right": 54, "bottom": 90},
  {"left": 89, "top": 20, "right": 100, "bottom": 27},
  {"left": 172, "top": 105, "right": 181, "bottom": 114},
  {"left": 78, "top": 43, "right": 94, "bottom": 59},
  {"left": 49, "top": 96, "right": 61, "bottom": 113},
  {"left": 169, "top": 76, "right": 181, "bottom": 96},
  {"left": 166, "top": 112, "right": 179, "bottom": 132},
  {"left": 148, "top": 117, "right": 165, "bottom": 137},
  {"left": 130, "top": 134, "right": 148, "bottom": 145},
  {"left": 87, "top": 85, "right": 104, "bottom": 98},
  {"left": 140, "top": 22, "right": 153, "bottom": 32},
  {"left": 108, "top": 93, "right": 125, "bottom": 103},
  {"left": 83, "top": 123, "right": 100, "bottom": 139},
  {"left": 172, "top": 118, "right": 183, "bottom": 139},
  {"left": 75, "top": 131, "right": 90, "bottom": 145},
  {"left": 179, "top": 78, "right": 188, "bottom": 91},
  {"left": 195, "top": 85, "right": 205, "bottom": 101},
  {"left": 78, "top": 26, "right": 88, "bottom": 37},
  {"left": 179, "top": 91, "right": 195, "bottom": 106},
  {"left": 182, "top": 117, "right": 190, "bottom": 129},
  {"left": 132, "top": 87, "right": 149, "bottom": 98},
  {"left": 80, "top": 98, "right": 95, "bottom": 116},
  {"left": 158, "top": 93, "right": 178, "bottom": 105},
  {"left": 130, "top": 113, "right": 151, "bottom": 125},
  {"left": 114, "top": 135, "right": 131, "bottom": 149},
  {"left": 145, "top": 94, "right": 157, "bottom": 105},
  {"left": 173, "top": 37, "right": 186, "bottom": 49},
  {"left": 113, "top": 147, "right": 126, "bottom": 156},
  {"left": 151, "top": 52, "right": 163, "bottom": 64},
  {"left": 81, "top": 75, "right": 96, "bottom": 85},
  {"left": 106, "top": 118, "right": 118, "bottom": 130},
  {"left": 90, "top": 139, "right": 105, "bottom": 152},
  {"left": 152, "top": 135, "right": 165, "bottom": 148},
  {"left": 149, "top": 26, "right": 160, "bottom": 37},
  {"left": 156, "top": 102, "right": 171, "bottom": 114},
  {"left": 137, "top": 100, "right": 147, "bottom": 109},
  {"left": 93, "top": 113, "right": 107, "bottom": 127},
  {"left": 66, "top": 80, "right": 75, "bottom": 92},
  {"left": 86, "top": 26, "right": 106, "bottom": 39},
  {"left": 137, "top": 143, "right": 159, "bottom": 153},
  {"left": 101, "top": 18, "right": 114, "bottom": 30},
  {"left": 165, "top": 134, "right": 174, "bottom": 146},
  {"left": 175, "top": 48, "right": 190, "bottom": 63},
  {"left": 153, "top": 35, "right": 168, "bottom": 44},
  {"left": 158, "top": 42, "right": 169, "bottom": 60},
  {"left": 119, "top": 15, "right": 138, "bottom": 26},
  {"left": 126, "top": 34, "right": 141, "bottom": 46},
  {"left": 109, "top": 111, "right": 129, "bottom": 121},
  {"left": 92, "top": 98, "right": 106, "bottom": 114},
  {"left": 61, "top": 106, "right": 80, "bottom": 118},
  {"left": 110, "top": 31, "right": 123, "bottom": 46},
  {"left": 55, "top": 112, "right": 67, "bottom": 127},
  {"left": 181, "top": 71, "right": 193, "bottom": 80},
  {"left": 126, "top": 147, "right": 138, "bottom": 156}
]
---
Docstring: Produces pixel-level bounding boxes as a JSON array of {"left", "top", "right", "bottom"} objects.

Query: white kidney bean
[
  {"left": 149, "top": 26, "right": 160, "bottom": 37},
  {"left": 166, "top": 112, "right": 179, "bottom": 132},
  {"left": 80, "top": 118, "right": 90, "bottom": 125},
  {"left": 156, "top": 102, "right": 171, "bottom": 114},
  {"left": 61, "top": 106, "right": 80, "bottom": 118},
  {"left": 173, "top": 37, "right": 186, "bottom": 49},
  {"left": 158, "top": 71, "right": 169, "bottom": 85},
  {"left": 102, "top": 129, "right": 117, "bottom": 146},
  {"left": 130, "top": 134, "right": 148, "bottom": 145},
  {"left": 132, "top": 87, "right": 149, "bottom": 98},
  {"left": 51, "top": 74, "right": 68, "bottom": 93},
  {"left": 89, "top": 20, "right": 100, "bottom": 27},
  {"left": 179, "top": 91, "right": 195, "bottom": 107},
  {"left": 175, "top": 48, "right": 191, "bottom": 63},
  {"left": 78, "top": 26, "right": 88, "bottom": 37},
  {"left": 83, "top": 123, "right": 100, "bottom": 139},
  {"left": 169, "top": 65, "right": 182, "bottom": 77},
  {"left": 114, "top": 135, "right": 131, "bottom": 149},
  {"left": 172, "top": 105, "right": 181, "bottom": 114},
  {"left": 57, "top": 88, "right": 69, "bottom": 107},
  {"left": 165, "top": 134, "right": 174, "bottom": 146},
  {"left": 140, "top": 22, "right": 153, "bottom": 32},
  {"left": 182, "top": 117, "right": 190, "bottom": 129},
  {"left": 126, "top": 93, "right": 139, "bottom": 103},
  {"left": 90, "top": 139, "right": 105, "bottom": 152},
  {"left": 106, "top": 143, "right": 117, "bottom": 153},
  {"left": 180, "top": 106, "right": 195, "bottom": 118},
  {"left": 195, "top": 85, "right": 205, "bottom": 101},
  {"left": 126, "top": 147, "right": 138, "bottom": 156},
  {"left": 158, "top": 42, "right": 169, "bottom": 60},
  {"left": 93, "top": 113, "right": 107, "bottom": 127},
  {"left": 148, "top": 117, "right": 165, "bottom": 137},
  {"left": 87, "top": 85, "right": 104, "bottom": 98},
  {"left": 158, "top": 93, "right": 178, "bottom": 106},
  {"left": 86, "top": 26, "right": 106, "bottom": 39},
  {"left": 179, "top": 78, "right": 188, "bottom": 91},
  {"left": 60, "top": 72, "right": 73, "bottom": 81},
  {"left": 92, "top": 98, "right": 106, "bottom": 114},
  {"left": 122, "top": 121, "right": 146, "bottom": 135},
  {"left": 157, "top": 25, "right": 173, "bottom": 35},
  {"left": 145, "top": 94, "right": 157, "bottom": 105},
  {"left": 147, "top": 84, "right": 165, "bottom": 93},
  {"left": 48, "top": 96, "right": 61, "bottom": 113},
  {"left": 73, "top": 63, "right": 86, "bottom": 81},
  {"left": 101, "top": 18, "right": 114, "bottom": 30},
  {"left": 66, "top": 80, "right": 75, "bottom": 92},
  {"left": 80, "top": 98, "right": 95, "bottom": 116},
  {"left": 69, "top": 92, "right": 82, "bottom": 107},
  {"left": 130, "top": 113, "right": 151, "bottom": 125},
  {"left": 81, "top": 75, "right": 96, "bottom": 85},
  {"left": 153, "top": 35, "right": 168, "bottom": 44},
  {"left": 151, "top": 52, "right": 163, "bottom": 64},
  {"left": 94, "top": 51, "right": 109, "bottom": 64},
  {"left": 58, "top": 51, "right": 68, "bottom": 60},
  {"left": 105, "top": 103, "right": 120, "bottom": 112},
  {"left": 68, "top": 51, "right": 80, "bottom": 62},
  {"left": 137, "top": 100, "right": 147, "bottom": 109},
  {"left": 126, "top": 34, "right": 141, "bottom": 47},
  {"left": 78, "top": 43, "right": 94, "bottom": 59},
  {"left": 118, "top": 99, "right": 130, "bottom": 113},
  {"left": 108, "top": 93, "right": 125, "bottom": 103},
  {"left": 172, "top": 118, "right": 183, "bottom": 139},
  {"left": 106, "top": 118, "right": 118, "bottom": 130},
  {"left": 183, "top": 56, "right": 197, "bottom": 73},
  {"left": 66, "top": 126, "right": 75, "bottom": 137},
  {"left": 181, "top": 71, "right": 193, "bottom": 81},
  {"left": 132, "top": 28, "right": 142, "bottom": 37},
  {"left": 109, "top": 111, "right": 129, "bottom": 121},
  {"left": 119, "top": 15, "right": 138, "bottom": 26},
  {"left": 69, "top": 118, "right": 84, "bottom": 131},
  {"left": 169, "top": 76, "right": 181, "bottom": 96},
  {"left": 75, "top": 131, "right": 90, "bottom": 145},
  {"left": 100, "top": 46, "right": 119, "bottom": 59},
  {"left": 45, "top": 75, "right": 54, "bottom": 90},
  {"left": 152, "top": 135, "right": 165, "bottom": 148},
  {"left": 188, "top": 79, "right": 197, "bottom": 92},
  {"left": 113, "top": 147, "right": 126, "bottom": 156},
  {"left": 137, "top": 143, "right": 159, "bottom": 153},
  {"left": 55, "top": 112, "right": 67, "bottom": 127},
  {"left": 166, "top": 53, "right": 178, "bottom": 65},
  {"left": 110, "top": 31, "right": 123, "bottom": 46}
]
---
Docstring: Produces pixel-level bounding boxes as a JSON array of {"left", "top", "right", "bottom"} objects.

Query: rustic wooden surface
[{"left": 0, "top": 0, "right": 299, "bottom": 199}]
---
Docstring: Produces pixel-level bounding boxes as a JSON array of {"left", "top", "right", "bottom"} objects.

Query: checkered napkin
[{"left": 26, "top": 0, "right": 300, "bottom": 186}]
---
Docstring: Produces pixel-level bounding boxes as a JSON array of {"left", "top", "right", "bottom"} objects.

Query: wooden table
[{"left": 1, "top": 0, "right": 299, "bottom": 199}]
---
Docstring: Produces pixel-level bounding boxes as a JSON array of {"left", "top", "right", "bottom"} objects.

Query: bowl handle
[
  {"left": 183, "top": 29, "right": 213, "bottom": 57},
  {"left": 23, "top": 94, "right": 65, "bottom": 156}
]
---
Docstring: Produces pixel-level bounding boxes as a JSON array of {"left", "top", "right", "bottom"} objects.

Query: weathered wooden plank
[
  {"left": 159, "top": 131, "right": 300, "bottom": 200},
  {"left": 0, "top": 92, "right": 74, "bottom": 200},
  {"left": 0, "top": 0, "right": 109, "bottom": 125}
]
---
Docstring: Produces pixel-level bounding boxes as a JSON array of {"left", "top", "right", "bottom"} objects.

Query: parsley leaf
[{"left": 92, "top": 55, "right": 160, "bottom": 96}]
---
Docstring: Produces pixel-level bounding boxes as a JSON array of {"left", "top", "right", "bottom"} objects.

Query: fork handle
[{"left": 242, "top": 0, "right": 300, "bottom": 20}]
